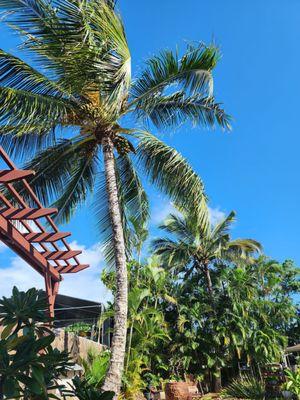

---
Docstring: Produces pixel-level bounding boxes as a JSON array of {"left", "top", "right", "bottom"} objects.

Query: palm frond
[
  {"left": 158, "top": 212, "right": 194, "bottom": 243},
  {"left": 1, "top": 0, "right": 130, "bottom": 106},
  {"left": 15, "top": 136, "right": 97, "bottom": 207},
  {"left": 136, "top": 130, "right": 207, "bottom": 215},
  {"left": 130, "top": 44, "right": 218, "bottom": 107},
  {"left": 211, "top": 211, "right": 236, "bottom": 238},
  {"left": 0, "top": 49, "right": 74, "bottom": 98},
  {"left": 94, "top": 171, "right": 114, "bottom": 266},
  {"left": 135, "top": 91, "right": 231, "bottom": 130},
  {"left": 0, "top": 87, "right": 77, "bottom": 131},
  {"left": 94, "top": 151, "right": 148, "bottom": 268},
  {"left": 225, "top": 239, "right": 263, "bottom": 261},
  {"left": 152, "top": 237, "right": 192, "bottom": 271},
  {"left": 0, "top": 128, "right": 56, "bottom": 161},
  {"left": 53, "top": 150, "right": 99, "bottom": 225},
  {"left": 94, "top": 169, "right": 132, "bottom": 269}
]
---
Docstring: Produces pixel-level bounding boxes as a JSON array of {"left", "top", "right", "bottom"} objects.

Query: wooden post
[{"left": 45, "top": 271, "right": 60, "bottom": 319}]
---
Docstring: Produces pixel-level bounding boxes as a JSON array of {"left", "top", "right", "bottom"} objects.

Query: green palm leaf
[
  {"left": 53, "top": 151, "right": 98, "bottom": 225},
  {"left": 136, "top": 130, "right": 207, "bottom": 215},
  {"left": 19, "top": 136, "right": 97, "bottom": 206},
  {"left": 115, "top": 153, "right": 149, "bottom": 225},
  {"left": 0, "top": 128, "right": 56, "bottom": 160},
  {"left": 0, "top": 49, "right": 73, "bottom": 98},
  {"left": 135, "top": 91, "right": 231, "bottom": 130},
  {"left": 131, "top": 44, "right": 218, "bottom": 103},
  {"left": 0, "top": 87, "right": 76, "bottom": 131}
]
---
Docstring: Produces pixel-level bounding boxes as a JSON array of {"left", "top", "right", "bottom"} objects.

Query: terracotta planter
[{"left": 165, "top": 382, "right": 189, "bottom": 400}]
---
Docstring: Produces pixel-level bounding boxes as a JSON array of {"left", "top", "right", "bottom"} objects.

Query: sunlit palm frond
[
  {"left": 0, "top": 0, "right": 130, "bottom": 105},
  {"left": 94, "top": 171, "right": 133, "bottom": 268},
  {"left": 53, "top": 151, "right": 99, "bottom": 224},
  {"left": 0, "top": 87, "right": 77, "bottom": 131},
  {"left": 136, "top": 130, "right": 207, "bottom": 215},
  {"left": 135, "top": 91, "right": 231, "bottom": 131},
  {"left": 211, "top": 211, "right": 236, "bottom": 238},
  {"left": 225, "top": 239, "right": 263, "bottom": 261},
  {"left": 0, "top": 0, "right": 60, "bottom": 40},
  {"left": 0, "top": 129, "right": 56, "bottom": 160},
  {"left": 152, "top": 237, "right": 192, "bottom": 270},
  {"left": 158, "top": 213, "right": 194, "bottom": 243},
  {"left": 94, "top": 171, "right": 114, "bottom": 266},
  {"left": 131, "top": 44, "right": 218, "bottom": 102},
  {"left": 19, "top": 136, "right": 96, "bottom": 206},
  {"left": 94, "top": 152, "right": 148, "bottom": 268},
  {"left": 0, "top": 49, "right": 74, "bottom": 98}
]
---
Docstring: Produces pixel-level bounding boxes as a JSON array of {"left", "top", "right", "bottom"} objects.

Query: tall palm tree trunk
[
  {"left": 202, "top": 263, "right": 222, "bottom": 392},
  {"left": 102, "top": 135, "right": 128, "bottom": 394},
  {"left": 203, "top": 263, "right": 213, "bottom": 296}
]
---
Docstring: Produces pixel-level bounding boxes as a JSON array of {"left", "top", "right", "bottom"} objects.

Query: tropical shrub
[
  {"left": 101, "top": 258, "right": 170, "bottom": 398},
  {"left": 152, "top": 252, "right": 299, "bottom": 391},
  {"left": 66, "top": 322, "right": 92, "bottom": 335},
  {"left": 81, "top": 349, "right": 111, "bottom": 388},
  {"left": 283, "top": 369, "right": 300, "bottom": 397},
  {"left": 71, "top": 376, "right": 115, "bottom": 400},
  {"left": 221, "top": 374, "right": 265, "bottom": 399},
  {"left": 0, "top": 286, "right": 71, "bottom": 399}
]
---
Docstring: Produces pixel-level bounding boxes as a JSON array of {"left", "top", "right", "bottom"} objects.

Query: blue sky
[{"left": 0, "top": 0, "right": 300, "bottom": 301}]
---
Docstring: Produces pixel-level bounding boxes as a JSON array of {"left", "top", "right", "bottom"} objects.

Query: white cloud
[
  {"left": 151, "top": 200, "right": 176, "bottom": 225},
  {"left": 0, "top": 242, "right": 111, "bottom": 304},
  {"left": 208, "top": 206, "right": 226, "bottom": 226},
  {"left": 151, "top": 201, "right": 227, "bottom": 229}
]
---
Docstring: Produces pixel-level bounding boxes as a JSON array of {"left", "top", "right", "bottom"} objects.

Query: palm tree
[
  {"left": 152, "top": 209, "right": 262, "bottom": 391},
  {"left": 0, "top": 0, "right": 230, "bottom": 392},
  {"left": 153, "top": 210, "right": 262, "bottom": 295}
]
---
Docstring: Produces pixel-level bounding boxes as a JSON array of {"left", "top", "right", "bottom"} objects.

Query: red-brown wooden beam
[
  {"left": 67, "top": 264, "right": 89, "bottom": 273},
  {"left": 0, "top": 207, "right": 57, "bottom": 220},
  {"left": 0, "top": 214, "right": 61, "bottom": 282},
  {"left": 57, "top": 263, "right": 88, "bottom": 273},
  {"left": 41, "top": 250, "right": 82, "bottom": 261},
  {"left": 0, "top": 169, "right": 35, "bottom": 183},
  {"left": 24, "top": 231, "right": 71, "bottom": 243},
  {"left": 45, "top": 272, "right": 60, "bottom": 319}
]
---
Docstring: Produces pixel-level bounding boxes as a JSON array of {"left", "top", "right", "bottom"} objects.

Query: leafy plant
[
  {"left": 71, "top": 376, "right": 115, "bottom": 400},
  {"left": 81, "top": 349, "right": 111, "bottom": 388},
  {"left": 283, "top": 369, "right": 300, "bottom": 397},
  {"left": 66, "top": 322, "right": 92, "bottom": 335},
  {"left": 221, "top": 374, "right": 265, "bottom": 399},
  {"left": 0, "top": 286, "right": 71, "bottom": 399}
]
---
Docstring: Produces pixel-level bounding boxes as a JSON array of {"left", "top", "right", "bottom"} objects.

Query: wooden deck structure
[{"left": 0, "top": 147, "right": 89, "bottom": 317}]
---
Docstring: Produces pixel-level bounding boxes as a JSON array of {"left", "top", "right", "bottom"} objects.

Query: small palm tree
[
  {"left": 153, "top": 210, "right": 262, "bottom": 391},
  {"left": 153, "top": 210, "right": 262, "bottom": 296},
  {"left": 0, "top": 0, "right": 230, "bottom": 392}
]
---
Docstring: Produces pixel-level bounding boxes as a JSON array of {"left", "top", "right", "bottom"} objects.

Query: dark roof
[{"left": 53, "top": 293, "right": 103, "bottom": 327}]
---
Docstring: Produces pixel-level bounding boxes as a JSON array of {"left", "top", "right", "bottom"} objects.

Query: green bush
[
  {"left": 283, "top": 369, "right": 300, "bottom": 397},
  {"left": 221, "top": 374, "right": 265, "bottom": 399},
  {"left": 0, "top": 286, "right": 71, "bottom": 399},
  {"left": 71, "top": 376, "right": 115, "bottom": 400},
  {"left": 81, "top": 349, "right": 111, "bottom": 388}
]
